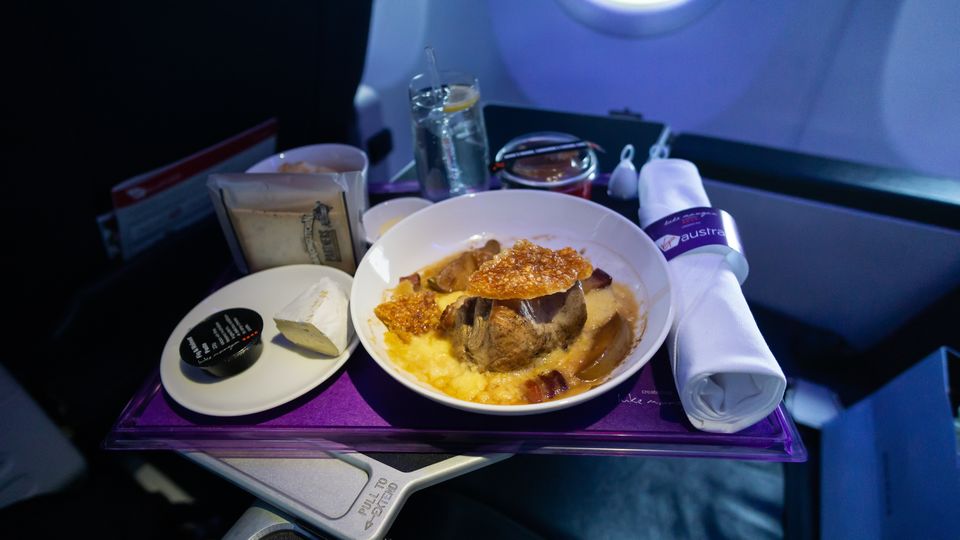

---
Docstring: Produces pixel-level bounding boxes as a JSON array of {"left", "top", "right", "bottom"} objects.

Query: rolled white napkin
[{"left": 638, "top": 159, "right": 786, "bottom": 433}]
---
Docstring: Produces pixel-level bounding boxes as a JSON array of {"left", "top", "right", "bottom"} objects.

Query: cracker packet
[{"left": 207, "top": 172, "right": 367, "bottom": 275}]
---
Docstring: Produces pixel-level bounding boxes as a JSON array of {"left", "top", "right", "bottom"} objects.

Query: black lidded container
[{"left": 179, "top": 308, "right": 264, "bottom": 378}]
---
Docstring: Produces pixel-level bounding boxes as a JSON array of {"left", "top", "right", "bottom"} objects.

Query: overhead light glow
[
  {"left": 594, "top": 0, "right": 689, "bottom": 10},
  {"left": 555, "top": 0, "right": 719, "bottom": 37}
]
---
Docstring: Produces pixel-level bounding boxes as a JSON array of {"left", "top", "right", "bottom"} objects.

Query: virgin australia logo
[{"left": 656, "top": 234, "right": 680, "bottom": 251}]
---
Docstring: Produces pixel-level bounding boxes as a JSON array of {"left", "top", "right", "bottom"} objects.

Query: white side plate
[{"left": 160, "top": 265, "right": 358, "bottom": 417}]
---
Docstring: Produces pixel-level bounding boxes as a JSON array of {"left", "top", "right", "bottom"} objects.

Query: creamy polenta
[{"left": 382, "top": 283, "right": 642, "bottom": 404}]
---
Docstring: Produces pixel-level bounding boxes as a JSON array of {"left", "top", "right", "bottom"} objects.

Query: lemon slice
[{"left": 442, "top": 84, "right": 480, "bottom": 113}]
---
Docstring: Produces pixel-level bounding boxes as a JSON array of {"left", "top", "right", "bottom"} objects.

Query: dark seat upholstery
[{"left": 2, "top": 3, "right": 372, "bottom": 537}]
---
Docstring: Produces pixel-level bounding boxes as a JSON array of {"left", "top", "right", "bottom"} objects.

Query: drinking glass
[{"left": 408, "top": 71, "right": 489, "bottom": 201}]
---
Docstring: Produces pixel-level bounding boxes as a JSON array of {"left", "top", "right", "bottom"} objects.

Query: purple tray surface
[{"left": 108, "top": 345, "right": 806, "bottom": 461}]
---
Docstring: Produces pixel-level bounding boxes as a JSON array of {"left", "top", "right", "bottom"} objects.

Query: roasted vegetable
[{"left": 576, "top": 313, "right": 631, "bottom": 382}]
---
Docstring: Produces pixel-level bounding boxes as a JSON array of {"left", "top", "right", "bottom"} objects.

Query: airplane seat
[
  {"left": 2, "top": 2, "right": 374, "bottom": 537},
  {"left": 5, "top": 0, "right": 373, "bottom": 441}
]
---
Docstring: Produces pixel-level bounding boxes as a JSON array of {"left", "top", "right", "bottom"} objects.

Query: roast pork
[{"left": 440, "top": 282, "right": 587, "bottom": 372}]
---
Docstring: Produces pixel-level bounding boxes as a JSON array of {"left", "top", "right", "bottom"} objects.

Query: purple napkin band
[{"left": 643, "top": 206, "right": 749, "bottom": 284}]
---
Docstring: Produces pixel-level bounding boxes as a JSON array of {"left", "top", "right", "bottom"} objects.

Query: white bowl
[
  {"left": 246, "top": 143, "right": 368, "bottom": 175},
  {"left": 350, "top": 190, "right": 675, "bottom": 415},
  {"left": 361, "top": 197, "right": 434, "bottom": 244}
]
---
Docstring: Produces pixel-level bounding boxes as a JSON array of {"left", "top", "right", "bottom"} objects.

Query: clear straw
[
  {"left": 422, "top": 45, "right": 461, "bottom": 186},
  {"left": 424, "top": 45, "right": 443, "bottom": 107}
]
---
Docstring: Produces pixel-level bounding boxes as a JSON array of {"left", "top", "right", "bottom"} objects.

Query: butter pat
[{"left": 274, "top": 277, "right": 349, "bottom": 356}]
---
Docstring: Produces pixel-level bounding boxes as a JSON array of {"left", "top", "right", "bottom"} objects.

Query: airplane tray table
[
  {"left": 106, "top": 167, "right": 806, "bottom": 462},
  {"left": 106, "top": 345, "right": 806, "bottom": 461}
]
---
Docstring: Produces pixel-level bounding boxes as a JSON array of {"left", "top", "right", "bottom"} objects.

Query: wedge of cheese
[{"left": 274, "top": 277, "right": 349, "bottom": 356}]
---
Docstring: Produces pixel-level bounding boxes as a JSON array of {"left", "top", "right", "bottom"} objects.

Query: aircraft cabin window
[{"left": 555, "top": 0, "right": 721, "bottom": 37}]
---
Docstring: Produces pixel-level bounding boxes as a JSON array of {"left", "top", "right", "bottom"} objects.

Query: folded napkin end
[{"left": 680, "top": 373, "right": 787, "bottom": 434}]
